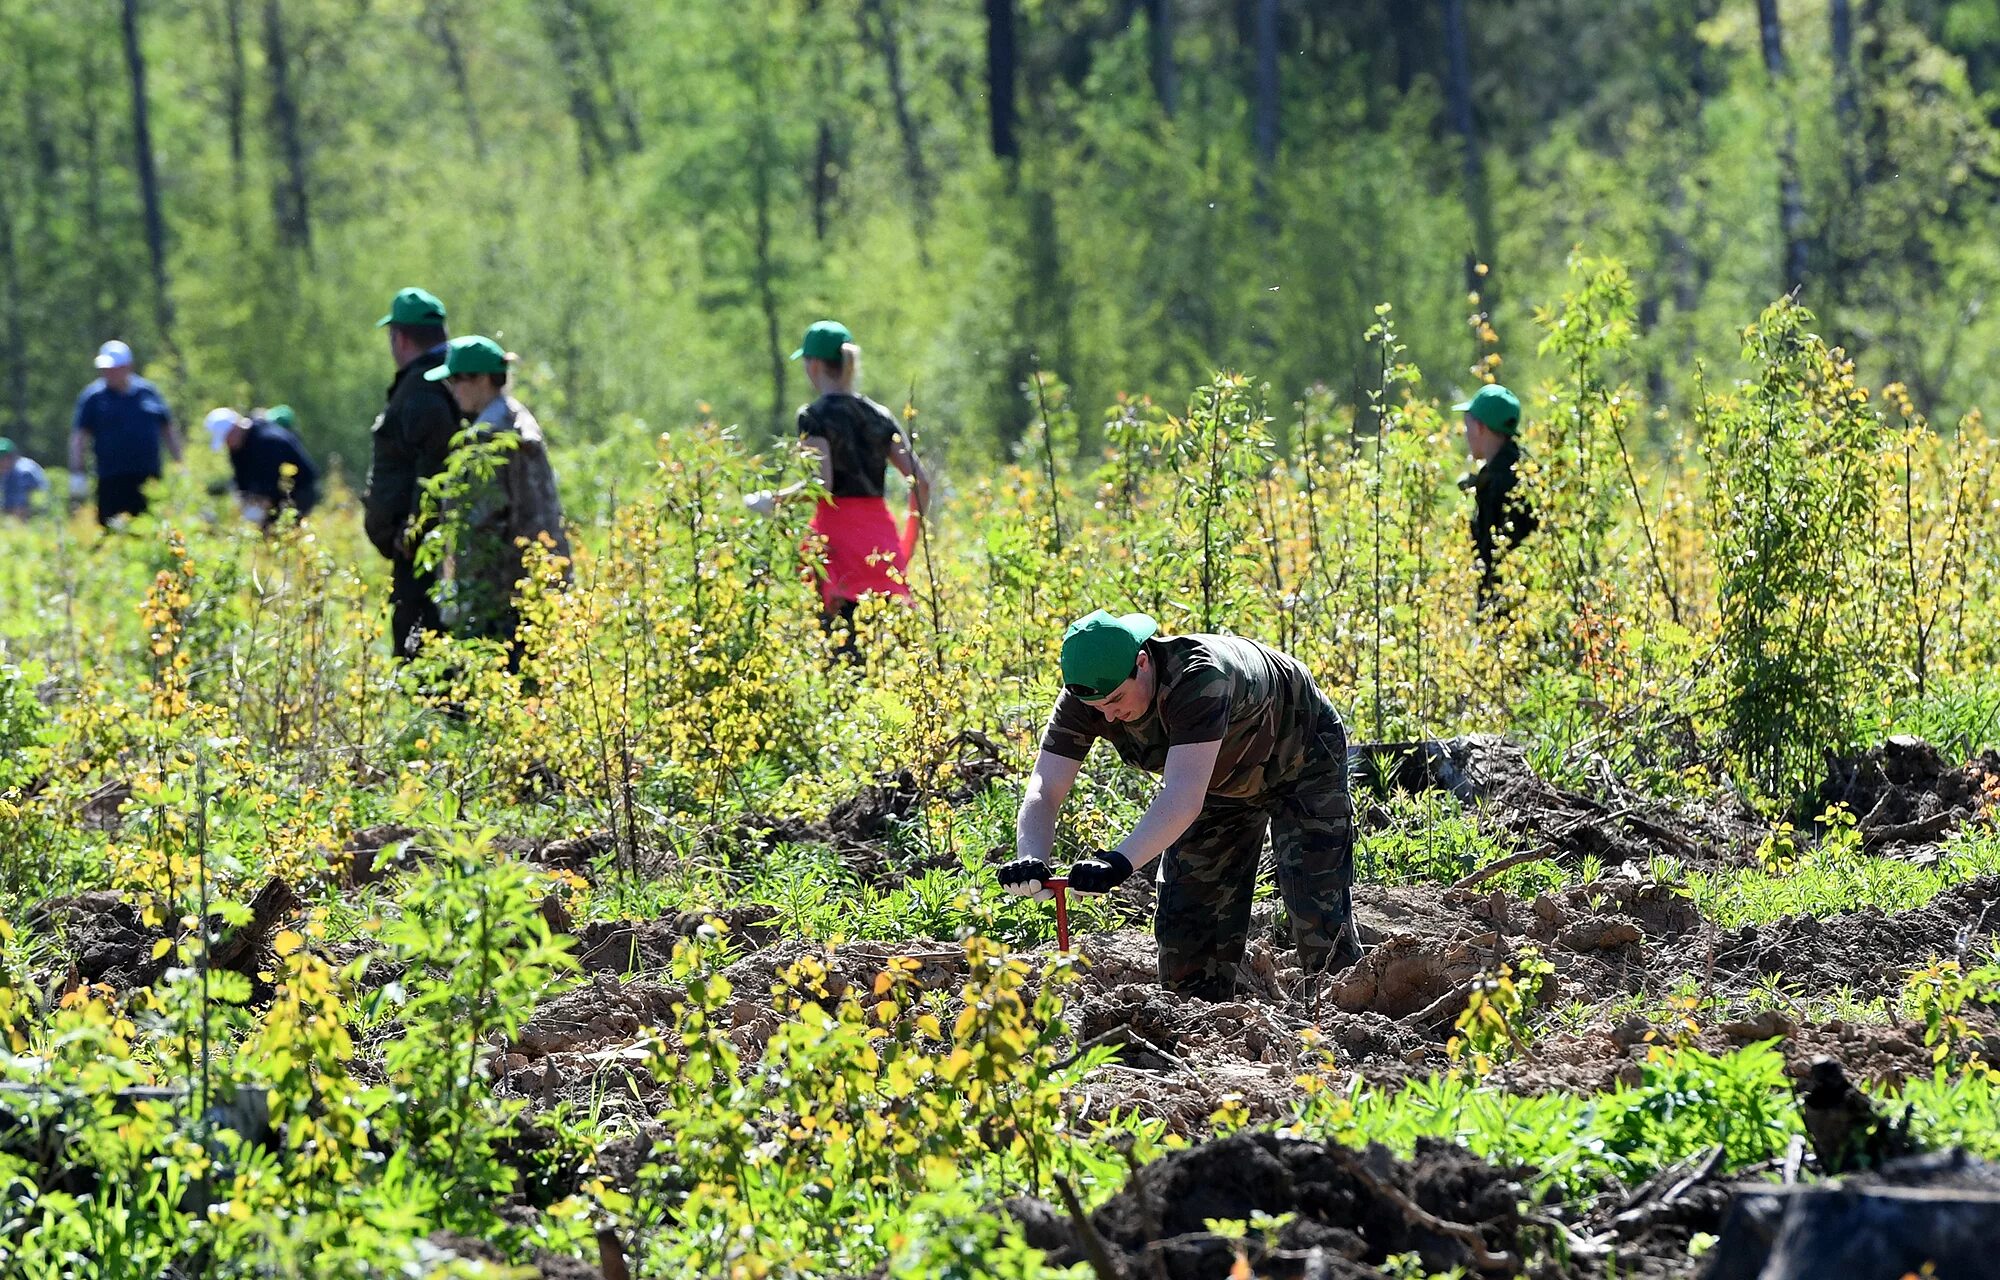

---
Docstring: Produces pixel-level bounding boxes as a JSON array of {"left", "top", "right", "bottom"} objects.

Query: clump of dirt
[
  {"left": 509, "top": 973, "right": 684, "bottom": 1060},
  {"left": 32, "top": 877, "right": 301, "bottom": 998},
  {"left": 720, "top": 936, "right": 967, "bottom": 1008},
  {"left": 1326, "top": 932, "right": 1501, "bottom": 1022},
  {"left": 738, "top": 729, "right": 1011, "bottom": 885},
  {"left": 572, "top": 904, "right": 781, "bottom": 975},
  {"left": 1703, "top": 873, "right": 2000, "bottom": 1001},
  {"left": 1707, "top": 1149, "right": 2000, "bottom": 1280},
  {"left": 78, "top": 780, "right": 131, "bottom": 834},
  {"left": 1816, "top": 736, "right": 2000, "bottom": 852},
  {"left": 30, "top": 891, "right": 168, "bottom": 991},
  {"left": 1359, "top": 735, "right": 1765, "bottom": 874},
  {"left": 1009, "top": 1131, "right": 1529, "bottom": 1279},
  {"left": 422, "top": 1232, "right": 602, "bottom": 1280},
  {"left": 337, "top": 824, "right": 425, "bottom": 888}
]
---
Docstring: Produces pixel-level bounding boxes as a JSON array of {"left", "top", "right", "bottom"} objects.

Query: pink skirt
[{"left": 804, "top": 495, "right": 919, "bottom": 611}]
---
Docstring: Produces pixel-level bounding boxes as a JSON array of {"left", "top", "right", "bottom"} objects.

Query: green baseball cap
[
  {"left": 0, "top": 438, "right": 14, "bottom": 456},
  {"left": 376, "top": 286, "right": 447, "bottom": 329},
  {"left": 1451, "top": 384, "right": 1522, "bottom": 436},
  {"left": 424, "top": 335, "right": 514, "bottom": 381},
  {"left": 1060, "top": 610, "right": 1160, "bottom": 700},
  {"left": 267, "top": 405, "right": 297, "bottom": 430},
  {"left": 790, "top": 319, "right": 851, "bottom": 362}
]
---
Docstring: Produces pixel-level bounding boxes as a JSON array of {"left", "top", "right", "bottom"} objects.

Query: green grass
[{"left": 1688, "top": 821, "right": 2000, "bottom": 928}]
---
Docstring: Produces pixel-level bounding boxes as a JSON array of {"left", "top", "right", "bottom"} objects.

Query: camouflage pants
[{"left": 1155, "top": 703, "right": 1359, "bottom": 1001}]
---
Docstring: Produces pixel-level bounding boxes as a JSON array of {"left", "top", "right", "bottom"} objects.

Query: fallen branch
[
  {"left": 1328, "top": 1146, "right": 1519, "bottom": 1273},
  {"left": 208, "top": 876, "right": 301, "bottom": 976},
  {"left": 596, "top": 1225, "right": 630, "bottom": 1280},
  {"left": 1054, "top": 1173, "right": 1124, "bottom": 1280},
  {"left": 1449, "top": 843, "right": 1558, "bottom": 892},
  {"left": 1449, "top": 805, "right": 1650, "bottom": 892}
]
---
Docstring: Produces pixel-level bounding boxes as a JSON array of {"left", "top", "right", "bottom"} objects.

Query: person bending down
[{"left": 1000, "top": 610, "right": 1363, "bottom": 1001}]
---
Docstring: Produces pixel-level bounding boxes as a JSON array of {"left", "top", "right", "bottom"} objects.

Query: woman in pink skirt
[{"left": 747, "top": 320, "right": 930, "bottom": 653}]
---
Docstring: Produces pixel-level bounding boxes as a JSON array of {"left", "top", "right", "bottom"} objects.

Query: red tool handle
[{"left": 1046, "top": 876, "right": 1070, "bottom": 953}]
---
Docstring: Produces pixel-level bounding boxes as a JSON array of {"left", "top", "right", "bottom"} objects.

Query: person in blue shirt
[
  {"left": 0, "top": 440, "right": 48, "bottom": 520},
  {"left": 68, "top": 340, "right": 183, "bottom": 525}
]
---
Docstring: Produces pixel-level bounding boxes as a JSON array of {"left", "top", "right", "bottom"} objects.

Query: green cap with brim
[
  {"left": 790, "top": 319, "right": 851, "bottom": 362},
  {"left": 1451, "top": 384, "right": 1522, "bottom": 436},
  {"left": 424, "top": 334, "right": 514, "bottom": 380},
  {"left": 1060, "top": 610, "right": 1160, "bottom": 701},
  {"left": 376, "top": 286, "right": 448, "bottom": 329},
  {"left": 0, "top": 439, "right": 14, "bottom": 456},
  {"left": 267, "top": 405, "right": 297, "bottom": 431}
]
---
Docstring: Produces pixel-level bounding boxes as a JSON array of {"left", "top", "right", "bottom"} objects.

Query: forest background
[{"left": 6, "top": 0, "right": 2000, "bottom": 475}]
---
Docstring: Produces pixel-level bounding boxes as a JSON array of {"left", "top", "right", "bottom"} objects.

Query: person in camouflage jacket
[
  {"left": 425, "top": 336, "right": 572, "bottom": 665},
  {"left": 1000, "top": 611, "right": 1362, "bottom": 1000}
]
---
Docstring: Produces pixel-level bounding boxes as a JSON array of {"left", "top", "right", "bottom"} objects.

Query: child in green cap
[{"left": 1453, "top": 382, "right": 1537, "bottom": 602}]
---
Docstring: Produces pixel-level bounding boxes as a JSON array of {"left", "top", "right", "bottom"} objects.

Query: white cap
[
  {"left": 205, "top": 407, "right": 243, "bottom": 452},
  {"left": 94, "top": 340, "right": 135, "bottom": 370}
]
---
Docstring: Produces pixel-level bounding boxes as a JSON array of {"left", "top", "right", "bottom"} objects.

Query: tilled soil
[
  {"left": 1815, "top": 735, "right": 2000, "bottom": 852},
  {"left": 479, "top": 862, "right": 2000, "bottom": 1133},
  {"left": 1007, "top": 1131, "right": 1544, "bottom": 1279},
  {"left": 29, "top": 736, "right": 2000, "bottom": 1278}
]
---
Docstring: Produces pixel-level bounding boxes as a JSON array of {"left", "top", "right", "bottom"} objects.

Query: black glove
[
  {"left": 1067, "top": 849, "right": 1133, "bottom": 894},
  {"left": 998, "top": 856, "right": 1055, "bottom": 901}
]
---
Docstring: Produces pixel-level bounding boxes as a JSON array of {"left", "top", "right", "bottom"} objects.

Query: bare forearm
[
  {"left": 1115, "top": 789, "right": 1204, "bottom": 872},
  {"left": 162, "top": 423, "right": 183, "bottom": 463},
  {"left": 1015, "top": 793, "right": 1059, "bottom": 861},
  {"left": 68, "top": 432, "right": 86, "bottom": 474}
]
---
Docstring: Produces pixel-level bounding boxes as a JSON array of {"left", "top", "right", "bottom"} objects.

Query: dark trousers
[
  {"left": 389, "top": 556, "right": 442, "bottom": 661},
  {"left": 97, "top": 473, "right": 155, "bottom": 525},
  {"left": 1154, "top": 704, "right": 1361, "bottom": 1000}
]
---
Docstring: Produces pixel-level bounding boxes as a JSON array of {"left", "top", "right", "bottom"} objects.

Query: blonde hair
[
  {"left": 832, "top": 341, "right": 862, "bottom": 394},
  {"left": 809, "top": 342, "right": 862, "bottom": 395}
]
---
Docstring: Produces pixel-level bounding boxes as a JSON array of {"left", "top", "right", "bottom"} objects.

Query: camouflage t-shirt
[{"left": 1040, "top": 634, "right": 1335, "bottom": 798}]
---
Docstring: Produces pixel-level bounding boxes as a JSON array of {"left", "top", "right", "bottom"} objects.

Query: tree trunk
[
  {"left": 986, "top": 0, "right": 1019, "bottom": 160},
  {"left": 859, "top": 0, "right": 934, "bottom": 245},
  {"left": 1824, "top": 0, "right": 1864, "bottom": 323},
  {"left": 119, "top": 0, "right": 176, "bottom": 354},
  {"left": 77, "top": 41, "right": 116, "bottom": 339},
  {"left": 425, "top": 2, "right": 488, "bottom": 159},
  {"left": 1830, "top": 0, "right": 1858, "bottom": 136},
  {"left": 1442, "top": 0, "right": 1492, "bottom": 353},
  {"left": 575, "top": 0, "right": 642, "bottom": 154},
  {"left": 225, "top": 0, "right": 248, "bottom": 192},
  {"left": 1859, "top": 0, "right": 1890, "bottom": 183},
  {"left": 811, "top": 119, "right": 839, "bottom": 240},
  {"left": 540, "top": 0, "right": 613, "bottom": 176},
  {"left": 263, "top": 0, "right": 314, "bottom": 258},
  {"left": 1146, "top": 0, "right": 1177, "bottom": 116},
  {"left": 1757, "top": 0, "right": 1809, "bottom": 293},
  {"left": 1251, "top": 0, "right": 1278, "bottom": 168},
  {"left": 0, "top": 172, "right": 26, "bottom": 437},
  {"left": 807, "top": 0, "right": 842, "bottom": 240},
  {"left": 749, "top": 103, "right": 786, "bottom": 436}
]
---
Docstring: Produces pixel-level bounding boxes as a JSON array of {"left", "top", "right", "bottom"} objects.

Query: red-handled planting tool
[{"left": 1046, "top": 876, "right": 1071, "bottom": 952}]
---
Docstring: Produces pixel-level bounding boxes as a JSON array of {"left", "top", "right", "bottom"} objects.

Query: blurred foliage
[{"left": 9, "top": 0, "right": 2000, "bottom": 476}]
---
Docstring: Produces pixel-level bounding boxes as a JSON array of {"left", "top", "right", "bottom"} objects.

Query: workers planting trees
[
  {"left": 746, "top": 320, "right": 930, "bottom": 656},
  {"left": 1000, "top": 610, "right": 1362, "bottom": 1000}
]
